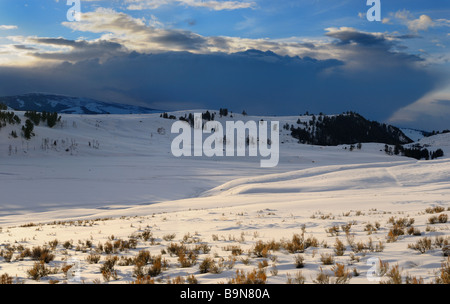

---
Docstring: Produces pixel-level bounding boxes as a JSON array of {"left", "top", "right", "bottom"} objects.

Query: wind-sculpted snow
[{"left": 202, "top": 159, "right": 450, "bottom": 197}]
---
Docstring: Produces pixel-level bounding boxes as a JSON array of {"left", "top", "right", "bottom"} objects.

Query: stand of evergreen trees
[
  {"left": 0, "top": 104, "right": 62, "bottom": 140},
  {"left": 425, "top": 129, "right": 450, "bottom": 137},
  {"left": 0, "top": 103, "right": 21, "bottom": 128},
  {"left": 0, "top": 110, "right": 21, "bottom": 127},
  {"left": 288, "top": 111, "right": 444, "bottom": 161},
  {"left": 201, "top": 110, "right": 214, "bottom": 121},
  {"left": 219, "top": 108, "right": 228, "bottom": 117},
  {"left": 177, "top": 111, "right": 216, "bottom": 128},
  {"left": 24, "top": 111, "right": 61, "bottom": 128},
  {"left": 22, "top": 119, "right": 34, "bottom": 140},
  {"left": 160, "top": 112, "right": 176, "bottom": 120},
  {"left": 290, "top": 112, "right": 412, "bottom": 146},
  {"left": 164, "top": 109, "right": 229, "bottom": 127},
  {"left": 387, "top": 144, "right": 444, "bottom": 160}
]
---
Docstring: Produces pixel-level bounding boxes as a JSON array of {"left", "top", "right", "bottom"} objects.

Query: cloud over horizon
[
  {"left": 0, "top": 3, "right": 449, "bottom": 130},
  {"left": 0, "top": 38, "right": 438, "bottom": 127},
  {"left": 388, "top": 83, "right": 450, "bottom": 131}
]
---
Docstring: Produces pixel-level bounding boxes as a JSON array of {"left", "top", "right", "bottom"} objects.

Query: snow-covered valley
[{"left": 0, "top": 111, "right": 449, "bottom": 284}]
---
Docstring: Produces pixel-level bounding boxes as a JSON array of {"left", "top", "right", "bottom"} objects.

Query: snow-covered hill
[
  {"left": 0, "top": 93, "right": 162, "bottom": 114},
  {"left": 417, "top": 132, "right": 450, "bottom": 151},
  {"left": 0, "top": 110, "right": 448, "bottom": 215},
  {"left": 400, "top": 128, "right": 428, "bottom": 142},
  {"left": 0, "top": 110, "right": 448, "bottom": 284}
]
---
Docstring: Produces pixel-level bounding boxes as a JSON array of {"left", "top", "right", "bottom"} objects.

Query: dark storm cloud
[
  {"left": 326, "top": 29, "right": 390, "bottom": 47},
  {"left": 0, "top": 27, "right": 441, "bottom": 125},
  {"left": 28, "top": 38, "right": 126, "bottom": 61},
  {"left": 151, "top": 29, "right": 207, "bottom": 51},
  {"left": 13, "top": 45, "right": 37, "bottom": 51},
  {"left": 0, "top": 42, "right": 438, "bottom": 124},
  {"left": 208, "top": 37, "right": 230, "bottom": 50}
]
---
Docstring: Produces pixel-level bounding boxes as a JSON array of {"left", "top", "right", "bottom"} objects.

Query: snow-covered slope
[
  {"left": 0, "top": 93, "right": 162, "bottom": 114},
  {"left": 416, "top": 132, "right": 450, "bottom": 154},
  {"left": 0, "top": 111, "right": 448, "bottom": 284},
  {"left": 2, "top": 110, "right": 406, "bottom": 215},
  {"left": 400, "top": 128, "right": 427, "bottom": 142}
]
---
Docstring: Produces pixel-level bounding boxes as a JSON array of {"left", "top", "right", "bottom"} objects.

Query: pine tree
[{"left": 22, "top": 119, "right": 35, "bottom": 140}]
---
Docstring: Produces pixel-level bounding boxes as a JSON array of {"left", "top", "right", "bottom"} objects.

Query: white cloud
[
  {"left": 0, "top": 25, "right": 18, "bottom": 30},
  {"left": 125, "top": 0, "right": 255, "bottom": 11},
  {"left": 60, "top": 8, "right": 326, "bottom": 56},
  {"left": 436, "top": 19, "right": 450, "bottom": 27},
  {"left": 62, "top": 8, "right": 208, "bottom": 53},
  {"left": 388, "top": 84, "right": 450, "bottom": 130},
  {"left": 0, "top": 8, "right": 440, "bottom": 125},
  {"left": 408, "top": 15, "right": 434, "bottom": 32},
  {"left": 392, "top": 10, "right": 450, "bottom": 32},
  {"left": 181, "top": 0, "right": 255, "bottom": 10},
  {"left": 57, "top": 8, "right": 432, "bottom": 69},
  {"left": 148, "top": 15, "right": 164, "bottom": 29},
  {"left": 394, "top": 10, "right": 433, "bottom": 31},
  {"left": 63, "top": 8, "right": 148, "bottom": 36},
  {"left": 125, "top": 0, "right": 170, "bottom": 10}
]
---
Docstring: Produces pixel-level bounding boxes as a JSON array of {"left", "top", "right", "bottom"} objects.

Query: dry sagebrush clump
[
  {"left": 425, "top": 206, "right": 446, "bottom": 214},
  {"left": 286, "top": 271, "right": 306, "bottom": 284},
  {"left": 281, "top": 231, "right": 318, "bottom": 254},
  {"left": 228, "top": 269, "right": 267, "bottom": 284},
  {"left": 428, "top": 214, "right": 448, "bottom": 224},
  {"left": 0, "top": 273, "right": 14, "bottom": 284},
  {"left": 252, "top": 240, "right": 281, "bottom": 257},
  {"left": 26, "top": 261, "right": 58, "bottom": 281},
  {"left": 320, "top": 253, "right": 335, "bottom": 265},
  {"left": 435, "top": 257, "right": 450, "bottom": 284}
]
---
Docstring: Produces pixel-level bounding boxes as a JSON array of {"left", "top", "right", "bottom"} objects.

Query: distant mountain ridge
[{"left": 0, "top": 93, "right": 162, "bottom": 115}]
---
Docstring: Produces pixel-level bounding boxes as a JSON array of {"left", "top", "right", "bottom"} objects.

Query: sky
[{"left": 0, "top": 0, "right": 449, "bottom": 130}]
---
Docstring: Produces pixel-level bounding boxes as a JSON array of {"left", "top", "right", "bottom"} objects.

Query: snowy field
[{"left": 0, "top": 112, "right": 449, "bottom": 284}]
